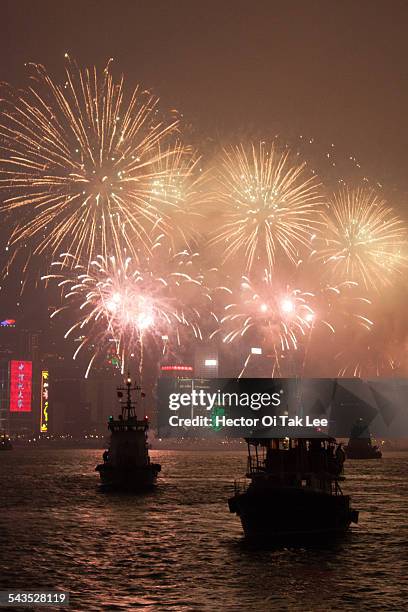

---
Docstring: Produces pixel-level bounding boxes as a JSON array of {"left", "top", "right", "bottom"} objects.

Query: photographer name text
[{"left": 168, "top": 415, "right": 328, "bottom": 428}]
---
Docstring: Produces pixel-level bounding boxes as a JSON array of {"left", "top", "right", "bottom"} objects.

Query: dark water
[{"left": 0, "top": 450, "right": 407, "bottom": 611}]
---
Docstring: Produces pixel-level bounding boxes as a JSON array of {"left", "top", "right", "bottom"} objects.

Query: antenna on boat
[
  {"left": 125, "top": 373, "right": 133, "bottom": 417},
  {"left": 116, "top": 372, "right": 142, "bottom": 420}
]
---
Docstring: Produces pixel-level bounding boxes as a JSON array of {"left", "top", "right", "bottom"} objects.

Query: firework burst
[
  {"left": 211, "top": 272, "right": 316, "bottom": 376},
  {"left": 210, "top": 268, "right": 374, "bottom": 377},
  {"left": 336, "top": 332, "right": 400, "bottom": 378},
  {"left": 0, "top": 57, "right": 196, "bottom": 268},
  {"left": 43, "top": 243, "right": 207, "bottom": 377},
  {"left": 209, "top": 142, "right": 323, "bottom": 275},
  {"left": 335, "top": 289, "right": 406, "bottom": 377},
  {"left": 149, "top": 145, "right": 209, "bottom": 247},
  {"left": 316, "top": 186, "right": 407, "bottom": 289},
  {"left": 308, "top": 280, "right": 373, "bottom": 333},
  {"left": 302, "top": 280, "right": 373, "bottom": 376}
]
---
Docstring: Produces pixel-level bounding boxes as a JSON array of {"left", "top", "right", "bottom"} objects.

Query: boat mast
[{"left": 117, "top": 373, "right": 141, "bottom": 420}]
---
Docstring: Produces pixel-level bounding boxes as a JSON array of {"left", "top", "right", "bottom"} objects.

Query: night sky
[
  {"left": 1, "top": 0, "right": 407, "bottom": 346},
  {"left": 1, "top": 0, "right": 408, "bottom": 187}
]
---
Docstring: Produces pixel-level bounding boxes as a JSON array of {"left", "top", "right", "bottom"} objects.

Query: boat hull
[
  {"left": 95, "top": 463, "right": 161, "bottom": 490},
  {"left": 229, "top": 486, "right": 358, "bottom": 541}
]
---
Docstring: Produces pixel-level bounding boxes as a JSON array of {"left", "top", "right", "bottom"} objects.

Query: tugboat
[
  {"left": 0, "top": 432, "right": 12, "bottom": 451},
  {"left": 95, "top": 374, "right": 161, "bottom": 489},
  {"left": 228, "top": 437, "right": 358, "bottom": 542},
  {"left": 346, "top": 419, "right": 382, "bottom": 459}
]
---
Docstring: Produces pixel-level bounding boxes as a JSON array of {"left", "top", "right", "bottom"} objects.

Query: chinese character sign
[
  {"left": 9, "top": 360, "right": 32, "bottom": 412},
  {"left": 40, "top": 370, "right": 49, "bottom": 432}
]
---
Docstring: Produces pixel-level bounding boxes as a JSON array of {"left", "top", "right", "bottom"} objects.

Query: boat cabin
[{"left": 244, "top": 437, "right": 346, "bottom": 494}]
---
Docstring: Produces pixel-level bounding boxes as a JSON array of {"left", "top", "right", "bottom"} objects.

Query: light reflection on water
[{"left": 0, "top": 450, "right": 407, "bottom": 611}]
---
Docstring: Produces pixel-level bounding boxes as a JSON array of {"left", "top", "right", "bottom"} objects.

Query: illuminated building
[
  {"left": 157, "top": 376, "right": 215, "bottom": 438},
  {"left": 160, "top": 365, "right": 194, "bottom": 378},
  {"left": 0, "top": 318, "right": 45, "bottom": 435},
  {"left": 0, "top": 361, "right": 9, "bottom": 433},
  {"left": 0, "top": 319, "right": 18, "bottom": 359},
  {"left": 9, "top": 360, "right": 32, "bottom": 412},
  {"left": 0, "top": 359, "right": 33, "bottom": 435},
  {"left": 194, "top": 346, "right": 219, "bottom": 378},
  {"left": 40, "top": 370, "right": 49, "bottom": 433}
]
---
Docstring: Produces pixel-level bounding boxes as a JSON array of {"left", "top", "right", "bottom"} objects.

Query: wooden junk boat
[
  {"left": 346, "top": 419, "right": 382, "bottom": 459},
  {"left": 96, "top": 375, "right": 161, "bottom": 490},
  {"left": 229, "top": 437, "right": 358, "bottom": 541}
]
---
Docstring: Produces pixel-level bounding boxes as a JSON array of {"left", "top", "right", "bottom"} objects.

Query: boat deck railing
[
  {"left": 247, "top": 451, "right": 344, "bottom": 479},
  {"left": 108, "top": 417, "right": 148, "bottom": 433},
  {"left": 233, "top": 472, "right": 344, "bottom": 496}
]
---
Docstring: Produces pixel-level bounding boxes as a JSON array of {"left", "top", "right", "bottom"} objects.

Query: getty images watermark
[
  {"left": 158, "top": 377, "right": 408, "bottom": 438},
  {"left": 167, "top": 388, "right": 328, "bottom": 429}
]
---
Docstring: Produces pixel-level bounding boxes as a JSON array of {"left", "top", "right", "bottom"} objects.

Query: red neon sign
[
  {"left": 10, "top": 360, "right": 32, "bottom": 412},
  {"left": 160, "top": 365, "right": 193, "bottom": 371}
]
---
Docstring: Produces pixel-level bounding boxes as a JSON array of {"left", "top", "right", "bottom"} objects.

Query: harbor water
[{"left": 0, "top": 450, "right": 407, "bottom": 611}]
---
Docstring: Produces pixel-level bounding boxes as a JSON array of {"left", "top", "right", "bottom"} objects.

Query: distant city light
[
  {"left": 0, "top": 319, "right": 16, "bottom": 327},
  {"left": 161, "top": 365, "right": 193, "bottom": 372},
  {"left": 204, "top": 359, "right": 217, "bottom": 366}
]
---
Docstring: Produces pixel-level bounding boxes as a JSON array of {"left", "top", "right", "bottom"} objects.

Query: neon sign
[
  {"left": 9, "top": 360, "right": 32, "bottom": 412},
  {"left": 1, "top": 319, "right": 16, "bottom": 327},
  {"left": 161, "top": 365, "right": 193, "bottom": 372},
  {"left": 40, "top": 370, "right": 49, "bottom": 432}
]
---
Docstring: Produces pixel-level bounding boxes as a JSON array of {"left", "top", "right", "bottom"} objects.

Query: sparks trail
[
  {"left": 211, "top": 271, "right": 373, "bottom": 377},
  {"left": 42, "top": 243, "right": 209, "bottom": 377},
  {"left": 209, "top": 142, "right": 323, "bottom": 275},
  {"left": 316, "top": 186, "right": 407, "bottom": 289},
  {"left": 149, "top": 144, "right": 209, "bottom": 248},
  {"left": 211, "top": 272, "right": 316, "bottom": 376},
  {"left": 0, "top": 57, "right": 200, "bottom": 269}
]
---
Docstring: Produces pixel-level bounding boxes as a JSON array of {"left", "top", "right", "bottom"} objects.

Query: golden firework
[
  {"left": 0, "top": 58, "right": 193, "bottom": 267},
  {"left": 149, "top": 144, "right": 208, "bottom": 247},
  {"left": 210, "top": 142, "right": 323, "bottom": 274},
  {"left": 318, "top": 186, "right": 407, "bottom": 289}
]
